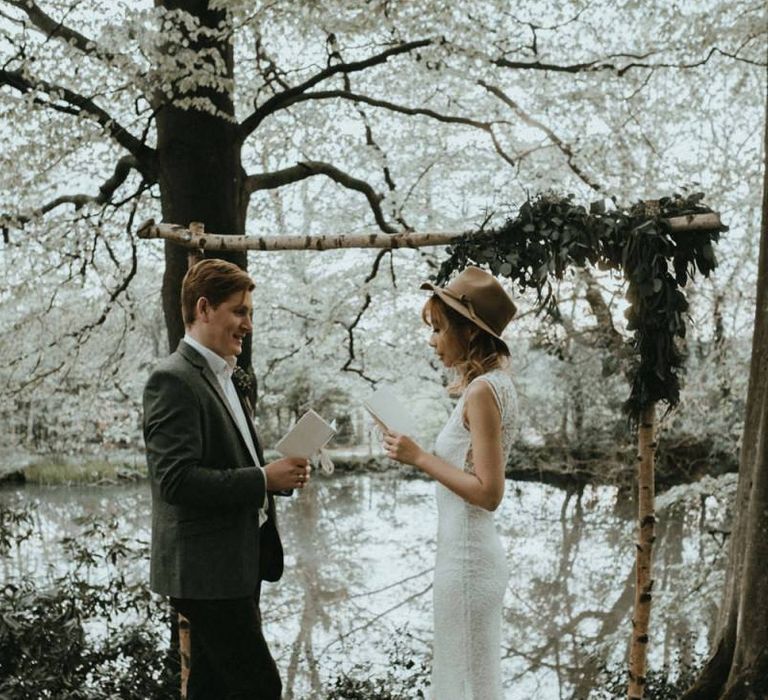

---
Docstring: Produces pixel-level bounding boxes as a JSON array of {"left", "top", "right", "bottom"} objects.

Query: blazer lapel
[{"left": 178, "top": 341, "right": 255, "bottom": 461}]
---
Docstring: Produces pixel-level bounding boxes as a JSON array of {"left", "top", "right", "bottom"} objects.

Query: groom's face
[{"left": 197, "top": 289, "right": 254, "bottom": 358}]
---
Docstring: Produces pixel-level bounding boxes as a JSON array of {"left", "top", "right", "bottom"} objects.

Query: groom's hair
[{"left": 181, "top": 258, "right": 255, "bottom": 326}]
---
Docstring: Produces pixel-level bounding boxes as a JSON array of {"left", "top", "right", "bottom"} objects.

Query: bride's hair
[{"left": 422, "top": 295, "right": 509, "bottom": 394}]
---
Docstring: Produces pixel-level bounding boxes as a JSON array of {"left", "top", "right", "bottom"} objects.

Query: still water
[{"left": 1, "top": 471, "right": 733, "bottom": 699}]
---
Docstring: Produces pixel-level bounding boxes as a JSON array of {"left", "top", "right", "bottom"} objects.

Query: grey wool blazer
[{"left": 143, "top": 340, "right": 283, "bottom": 599}]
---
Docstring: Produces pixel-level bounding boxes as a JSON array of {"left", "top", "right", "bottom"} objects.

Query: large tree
[
  {"left": 682, "top": 77, "right": 768, "bottom": 700},
  {"left": 1, "top": 0, "right": 763, "bottom": 376}
]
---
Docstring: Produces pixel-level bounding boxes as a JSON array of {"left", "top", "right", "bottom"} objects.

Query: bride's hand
[{"left": 383, "top": 430, "right": 424, "bottom": 468}]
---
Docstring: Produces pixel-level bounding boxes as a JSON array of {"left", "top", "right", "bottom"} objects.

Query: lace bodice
[{"left": 434, "top": 368, "right": 518, "bottom": 474}]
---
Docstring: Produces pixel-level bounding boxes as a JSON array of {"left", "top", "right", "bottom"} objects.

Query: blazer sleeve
[{"left": 143, "top": 368, "right": 267, "bottom": 508}]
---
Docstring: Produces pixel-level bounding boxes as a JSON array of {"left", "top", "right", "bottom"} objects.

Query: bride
[{"left": 384, "top": 266, "right": 518, "bottom": 700}]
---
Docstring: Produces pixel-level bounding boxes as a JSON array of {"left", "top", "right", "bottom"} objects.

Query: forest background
[
  {"left": 0, "top": 1, "right": 766, "bottom": 699},
  {"left": 0, "top": 0, "right": 763, "bottom": 475}
]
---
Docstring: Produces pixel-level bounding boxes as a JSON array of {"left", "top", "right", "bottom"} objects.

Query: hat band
[{"left": 442, "top": 288, "right": 483, "bottom": 325}]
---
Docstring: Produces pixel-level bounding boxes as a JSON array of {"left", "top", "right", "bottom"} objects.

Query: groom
[{"left": 143, "top": 258, "right": 310, "bottom": 699}]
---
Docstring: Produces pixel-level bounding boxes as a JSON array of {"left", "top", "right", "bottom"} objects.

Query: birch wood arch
[{"left": 138, "top": 191, "right": 726, "bottom": 700}]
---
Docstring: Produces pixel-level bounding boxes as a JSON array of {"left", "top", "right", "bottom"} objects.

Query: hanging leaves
[{"left": 433, "top": 192, "right": 727, "bottom": 422}]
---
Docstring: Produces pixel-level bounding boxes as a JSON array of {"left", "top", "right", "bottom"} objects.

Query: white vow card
[
  {"left": 275, "top": 410, "right": 336, "bottom": 458},
  {"left": 363, "top": 386, "right": 415, "bottom": 434}
]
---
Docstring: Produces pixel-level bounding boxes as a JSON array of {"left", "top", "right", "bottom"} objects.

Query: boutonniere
[{"left": 232, "top": 365, "right": 257, "bottom": 416}]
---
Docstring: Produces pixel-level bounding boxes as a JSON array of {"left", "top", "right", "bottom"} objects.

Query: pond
[{"left": 0, "top": 470, "right": 733, "bottom": 699}]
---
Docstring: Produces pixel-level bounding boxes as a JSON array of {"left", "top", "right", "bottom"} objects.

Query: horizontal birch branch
[{"left": 136, "top": 212, "right": 722, "bottom": 252}]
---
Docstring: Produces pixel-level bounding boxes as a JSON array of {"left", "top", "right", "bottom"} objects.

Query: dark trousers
[{"left": 172, "top": 586, "right": 282, "bottom": 700}]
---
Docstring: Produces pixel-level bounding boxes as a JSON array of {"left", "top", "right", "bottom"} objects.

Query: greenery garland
[{"left": 434, "top": 192, "right": 727, "bottom": 421}]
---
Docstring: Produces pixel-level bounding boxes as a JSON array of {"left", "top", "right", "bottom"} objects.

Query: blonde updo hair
[{"left": 422, "top": 295, "right": 509, "bottom": 395}]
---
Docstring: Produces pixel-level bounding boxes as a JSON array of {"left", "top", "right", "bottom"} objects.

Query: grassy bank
[
  {"left": 0, "top": 450, "right": 146, "bottom": 486},
  {"left": 23, "top": 459, "right": 145, "bottom": 485},
  {"left": 0, "top": 450, "right": 388, "bottom": 486}
]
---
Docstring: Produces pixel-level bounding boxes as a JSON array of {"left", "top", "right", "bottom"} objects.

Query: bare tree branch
[
  {"left": 5, "top": 197, "right": 141, "bottom": 386},
  {"left": 0, "top": 68, "right": 155, "bottom": 168},
  {"left": 4, "top": 0, "right": 121, "bottom": 64},
  {"left": 479, "top": 80, "right": 603, "bottom": 192},
  {"left": 318, "top": 582, "right": 432, "bottom": 655},
  {"left": 262, "top": 88, "right": 518, "bottom": 166},
  {"left": 344, "top": 567, "right": 432, "bottom": 600},
  {"left": 492, "top": 46, "right": 766, "bottom": 76},
  {"left": 1, "top": 155, "right": 148, "bottom": 228},
  {"left": 245, "top": 160, "right": 398, "bottom": 233},
  {"left": 252, "top": 29, "right": 291, "bottom": 101},
  {"left": 325, "top": 32, "right": 414, "bottom": 232},
  {"left": 268, "top": 88, "right": 497, "bottom": 129},
  {"left": 239, "top": 38, "right": 433, "bottom": 137},
  {"left": 262, "top": 338, "right": 314, "bottom": 384},
  {"left": 365, "top": 248, "right": 390, "bottom": 284},
  {"left": 335, "top": 247, "right": 393, "bottom": 387},
  {"left": 336, "top": 292, "right": 375, "bottom": 385},
  {"left": 580, "top": 269, "right": 625, "bottom": 353}
]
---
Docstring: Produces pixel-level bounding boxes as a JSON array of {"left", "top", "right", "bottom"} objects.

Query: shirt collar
[{"left": 183, "top": 334, "right": 236, "bottom": 379}]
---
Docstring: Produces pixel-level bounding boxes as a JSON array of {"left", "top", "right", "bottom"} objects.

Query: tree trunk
[
  {"left": 627, "top": 403, "right": 657, "bottom": 699},
  {"left": 716, "top": 77, "right": 768, "bottom": 700},
  {"left": 153, "top": 4, "right": 252, "bottom": 694},
  {"left": 155, "top": 0, "right": 250, "bottom": 362},
  {"left": 682, "top": 71, "right": 768, "bottom": 700}
]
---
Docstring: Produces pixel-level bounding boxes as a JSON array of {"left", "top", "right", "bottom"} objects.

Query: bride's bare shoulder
[
  {"left": 462, "top": 379, "right": 502, "bottom": 427},
  {"left": 465, "top": 378, "right": 495, "bottom": 402}
]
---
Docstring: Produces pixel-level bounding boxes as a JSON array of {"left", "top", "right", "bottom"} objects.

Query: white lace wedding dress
[{"left": 431, "top": 369, "right": 517, "bottom": 700}]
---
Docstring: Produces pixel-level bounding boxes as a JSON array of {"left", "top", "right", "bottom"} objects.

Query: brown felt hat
[{"left": 420, "top": 266, "right": 517, "bottom": 349}]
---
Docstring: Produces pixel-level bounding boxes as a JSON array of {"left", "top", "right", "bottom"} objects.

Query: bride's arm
[{"left": 384, "top": 381, "right": 505, "bottom": 511}]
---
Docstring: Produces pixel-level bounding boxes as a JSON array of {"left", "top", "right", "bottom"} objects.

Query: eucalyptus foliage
[{"left": 434, "top": 192, "right": 728, "bottom": 419}]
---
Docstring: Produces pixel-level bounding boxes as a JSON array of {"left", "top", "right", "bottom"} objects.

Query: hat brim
[{"left": 421, "top": 282, "right": 510, "bottom": 353}]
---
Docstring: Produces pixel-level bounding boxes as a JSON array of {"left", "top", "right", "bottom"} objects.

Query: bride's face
[{"left": 428, "top": 319, "right": 465, "bottom": 368}]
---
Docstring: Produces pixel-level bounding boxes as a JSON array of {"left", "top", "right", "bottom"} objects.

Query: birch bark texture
[{"left": 628, "top": 404, "right": 657, "bottom": 699}]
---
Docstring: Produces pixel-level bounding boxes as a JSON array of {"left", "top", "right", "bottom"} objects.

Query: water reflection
[{"left": 0, "top": 473, "right": 731, "bottom": 699}]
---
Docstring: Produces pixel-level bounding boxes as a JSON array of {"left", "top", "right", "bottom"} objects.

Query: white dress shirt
[{"left": 183, "top": 334, "right": 268, "bottom": 526}]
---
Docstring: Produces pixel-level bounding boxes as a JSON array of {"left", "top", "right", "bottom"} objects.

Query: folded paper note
[
  {"left": 275, "top": 409, "right": 336, "bottom": 458},
  {"left": 364, "top": 386, "right": 415, "bottom": 434}
]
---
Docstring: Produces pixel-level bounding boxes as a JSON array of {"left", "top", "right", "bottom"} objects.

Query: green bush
[{"left": 0, "top": 504, "right": 178, "bottom": 699}]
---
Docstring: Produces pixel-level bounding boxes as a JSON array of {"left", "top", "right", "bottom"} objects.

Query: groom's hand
[{"left": 264, "top": 457, "right": 311, "bottom": 491}]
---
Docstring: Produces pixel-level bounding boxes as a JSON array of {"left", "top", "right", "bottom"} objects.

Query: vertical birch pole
[
  {"left": 178, "top": 222, "right": 205, "bottom": 700},
  {"left": 628, "top": 403, "right": 658, "bottom": 699},
  {"left": 187, "top": 221, "right": 205, "bottom": 267}
]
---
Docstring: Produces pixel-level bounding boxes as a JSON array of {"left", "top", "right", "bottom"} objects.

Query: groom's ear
[{"left": 195, "top": 296, "right": 211, "bottom": 322}]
